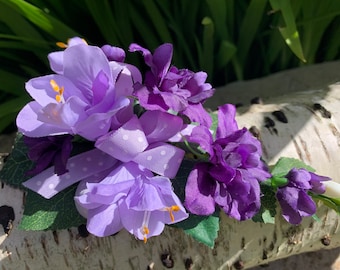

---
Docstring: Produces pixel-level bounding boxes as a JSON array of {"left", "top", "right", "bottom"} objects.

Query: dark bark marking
[
  {"left": 272, "top": 110, "right": 288, "bottom": 123},
  {"left": 298, "top": 136, "right": 311, "bottom": 163},
  {"left": 161, "top": 253, "right": 174, "bottom": 268},
  {"left": 184, "top": 258, "right": 193, "bottom": 270},
  {"left": 321, "top": 235, "right": 331, "bottom": 246},
  {"left": 313, "top": 103, "right": 331, "bottom": 119},
  {"left": 291, "top": 135, "right": 303, "bottom": 161},
  {"left": 0, "top": 205, "right": 15, "bottom": 235}
]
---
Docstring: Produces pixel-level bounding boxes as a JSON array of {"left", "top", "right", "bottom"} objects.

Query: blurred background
[{"left": 0, "top": 0, "right": 339, "bottom": 133}]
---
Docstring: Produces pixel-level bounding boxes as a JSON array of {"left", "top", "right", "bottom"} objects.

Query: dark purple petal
[
  {"left": 184, "top": 163, "right": 216, "bottom": 215},
  {"left": 286, "top": 168, "right": 312, "bottom": 189},
  {"left": 152, "top": 43, "right": 173, "bottom": 83},
  {"left": 277, "top": 186, "right": 316, "bottom": 224},
  {"left": 24, "top": 134, "right": 73, "bottom": 176},
  {"left": 181, "top": 103, "right": 212, "bottom": 127},
  {"left": 216, "top": 104, "right": 238, "bottom": 139},
  {"left": 309, "top": 172, "right": 330, "bottom": 194},
  {"left": 188, "top": 125, "right": 214, "bottom": 156}
]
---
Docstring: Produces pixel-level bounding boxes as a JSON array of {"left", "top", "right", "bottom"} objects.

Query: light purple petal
[
  {"left": 87, "top": 203, "right": 123, "bottom": 237},
  {"left": 63, "top": 44, "right": 111, "bottom": 101},
  {"left": 17, "top": 102, "right": 70, "bottom": 137},
  {"left": 48, "top": 51, "right": 63, "bottom": 74},
  {"left": 101, "top": 44, "right": 126, "bottom": 62}
]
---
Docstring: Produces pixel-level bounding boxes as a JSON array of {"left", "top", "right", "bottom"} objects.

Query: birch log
[{"left": 1, "top": 62, "right": 340, "bottom": 270}]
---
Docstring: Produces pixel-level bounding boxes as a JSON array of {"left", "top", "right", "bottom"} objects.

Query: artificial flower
[
  {"left": 276, "top": 168, "right": 330, "bottom": 224},
  {"left": 129, "top": 43, "right": 214, "bottom": 126},
  {"left": 184, "top": 104, "right": 271, "bottom": 220},
  {"left": 24, "top": 134, "right": 73, "bottom": 176},
  {"left": 17, "top": 43, "right": 141, "bottom": 141},
  {"left": 75, "top": 162, "right": 188, "bottom": 241}
]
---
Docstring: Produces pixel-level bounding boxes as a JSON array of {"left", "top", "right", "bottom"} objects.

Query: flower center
[{"left": 50, "top": 79, "right": 65, "bottom": 103}]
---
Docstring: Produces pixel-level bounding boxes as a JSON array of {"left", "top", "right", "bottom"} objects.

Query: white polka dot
[
  {"left": 177, "top": 158, "right": 182, "bottom": 164},
  {"left": 98, "top": 161, "right": 104, "bottom": 166},
  {"left": 48, "top": 183, "right": 55, "bottom": 189},
  {"left": 70, "top": 163, "right": 75, "bottom": 168},
  {"left": 123, "top": 134, "right": 129, "bottom": 140},
  {"left": 36, "top": 181, "right": 42, "bottom": 186},
  {"left": 82, "top": 167, "right": 88, "bottom": 172},
  {"left": 86, "top": 157, "right": 92, "bottom": 162},
  {"left": 137, "top": 137, "right": 144, "bottom": 143},
  {"left": 146, "top": 155, "right": 153, "bottom": 161},
  {"left": 160, "top": 150, "right": 166, "bottom": 156},
  {"left": 163, "top": 164, "right": 169, "bottom": 170}
]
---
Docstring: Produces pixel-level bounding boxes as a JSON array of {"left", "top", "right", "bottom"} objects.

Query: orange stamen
[
  {"left": 56, "top": 42, "right": 68, "bottom": 48},
  {"left": 142, "top": 226, "right": 149, "bottom": 244},
  {"left": 166, "top": 205, "right": 180, "bottom": 222}
]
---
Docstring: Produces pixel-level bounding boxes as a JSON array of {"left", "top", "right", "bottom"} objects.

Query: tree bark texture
[{"left": 1, "top": 61, "right": 340, "bottom": 270}]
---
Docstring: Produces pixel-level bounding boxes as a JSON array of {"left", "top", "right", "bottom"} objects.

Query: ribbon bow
[{"left": 23, "top": 111, "right": 185, "bottom": 199}]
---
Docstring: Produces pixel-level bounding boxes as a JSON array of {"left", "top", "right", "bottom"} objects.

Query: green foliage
[{"left": 0, "top": 0, "right": 339, "bottom": 132}]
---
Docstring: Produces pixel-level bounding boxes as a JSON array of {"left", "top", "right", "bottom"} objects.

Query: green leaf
[
  {"left": 313, "top": 194, "right": 340, "bottom": 214},
  {"left": 270, "top": 157, "right": 315, "bottom": 177},
  {"left": 253, "top": 184, "right": 277, "bottom": 224},
  {"left": 269, "top": 0, "right": 306, "bottom": 62},
  {"left": 19, "top": 186, "right": 85, "bottom": 230},
  {"left": 176, "top": 211, "right": 220, "bottom": 248},
  {"left": 0, "top": 133, "right": 34, "bottom": 189}
]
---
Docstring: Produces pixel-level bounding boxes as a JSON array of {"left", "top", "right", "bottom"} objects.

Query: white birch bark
[{"left": 1, "top": 62, "right": 340, "bottom": 270}]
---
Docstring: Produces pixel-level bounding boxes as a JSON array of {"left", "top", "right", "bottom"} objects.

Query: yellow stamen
[
  {"left": 55, "top": 95, "right": 62, "bottom": 103},
  {"left": 166, "top": 205, "right": 180, "bottom": 222},
  {"left": 50, "top": 80, "right": 65, "bottom": 103},
  {"left": 50, "top": 79, "right": 60, "bottom": 92},
  {"left": 56, "top": 41, "right": 68, "bottom": 48},
  {"left": 142, "top": 226, "right": 149, "bottom": 244}
]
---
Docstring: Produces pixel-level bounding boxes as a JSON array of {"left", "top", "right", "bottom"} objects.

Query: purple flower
[
  {"left": 276, "top": 168, "right": 330, "bottom": 224},
  {"left": 17, "top": 42, "right": 142, "bottom": 141},
  {"left": 75, "top": 162, "right": 188, "bottom": 241},
  {"left": 24, "top": 134, "right": 73, "bottom": 176},
  {"left": 184, "top": 104, "right": 271, "bottom": 220},
  {"left": 129, "top": 43, "right": 214, "bottom": 127}
]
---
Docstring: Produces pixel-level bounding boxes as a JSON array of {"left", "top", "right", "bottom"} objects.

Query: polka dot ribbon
[
  {"left": 23, "top": 149, "right": 117, "bottom": 199},
  {"left": 95, "top": 115, "right": 185, "bottom": 179}
]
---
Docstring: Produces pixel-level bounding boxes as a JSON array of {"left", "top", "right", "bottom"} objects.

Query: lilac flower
[
  {"left": 184, "top": 104, "right": 271, "bottom": 220},
  {"left": 75, "top": 162, "right": 188, "bottom": 241},
  {"left": 17, "top": 42, "right": 141, "bottom": 141},
  {"left": 129, "top": 43, "right": 214, "bottom": 127},
  {"left": 276, "top": 168, "right": 330, "bottom": 224},
  {"left": 24, "top": 134, "right": 73, "bottom": 176}
]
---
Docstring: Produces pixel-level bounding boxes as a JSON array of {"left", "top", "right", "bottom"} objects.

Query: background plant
[{"left": 0, "top": 0, "right": 339, "bottom": 133}]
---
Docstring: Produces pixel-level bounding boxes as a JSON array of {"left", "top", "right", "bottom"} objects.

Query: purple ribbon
[
  {"left": 23, "top": 149, "right": 117, "bottom": 199},
  {"left": 23, "top": 114, "right": 185, "bottom": 199},
  {"left": 95, "top": 115, "right": 184, "bottom": 178}
]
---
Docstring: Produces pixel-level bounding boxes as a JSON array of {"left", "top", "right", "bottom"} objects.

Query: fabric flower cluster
[{"left": 16, "top": 37, "right": 330, "bottom": 241}]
